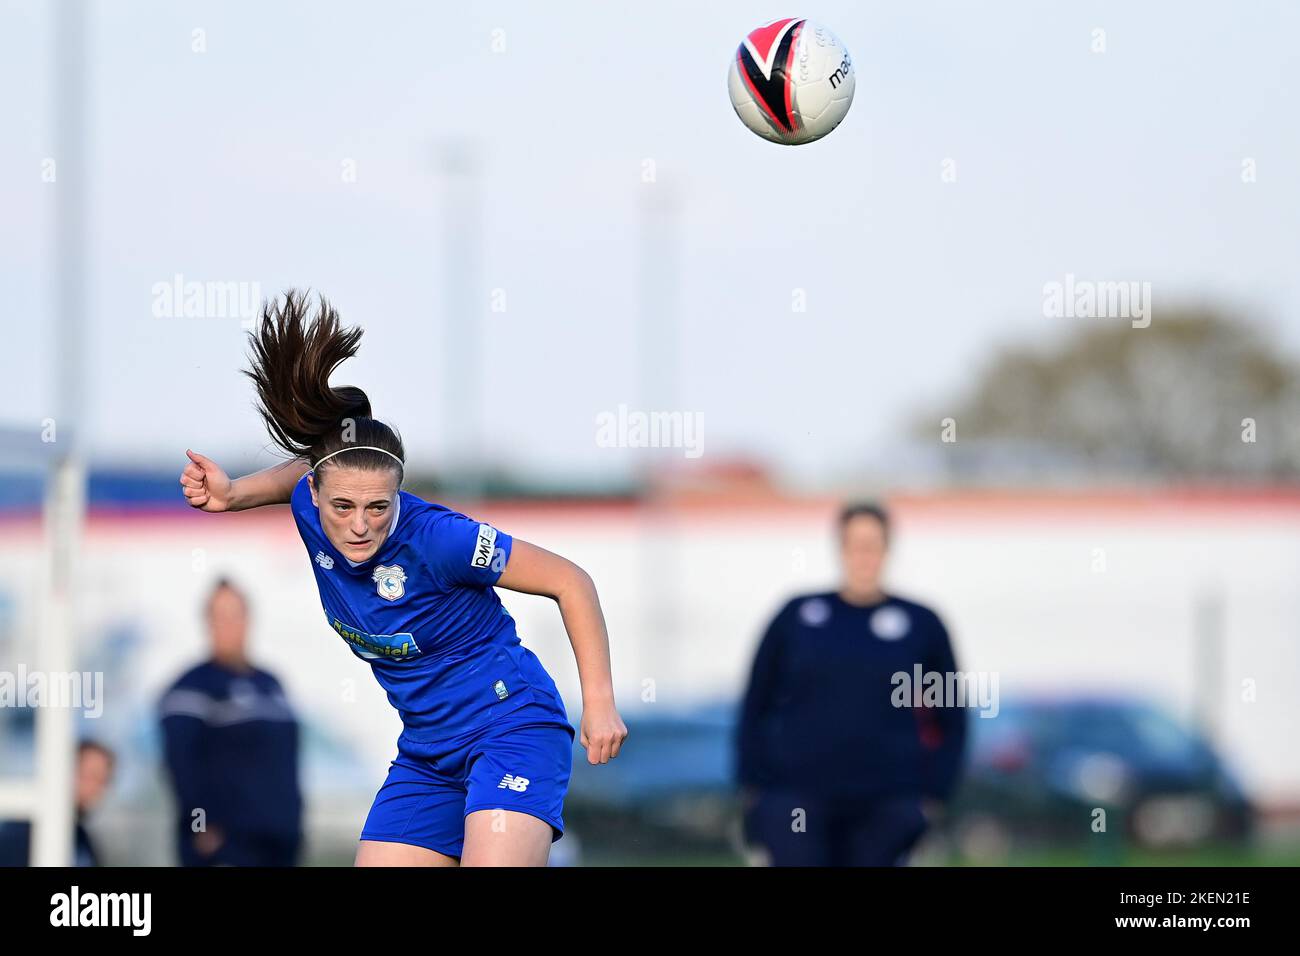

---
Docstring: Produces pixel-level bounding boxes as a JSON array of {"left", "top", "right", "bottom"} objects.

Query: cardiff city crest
[{"left": 372, "top": 564, "right": 407, "bottom": 601}]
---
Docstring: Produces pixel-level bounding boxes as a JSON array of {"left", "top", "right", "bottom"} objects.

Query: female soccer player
[{"left": 178, "top": 291, "right": 627, "bottom": 867}]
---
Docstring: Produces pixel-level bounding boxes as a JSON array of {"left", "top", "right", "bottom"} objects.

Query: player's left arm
[
  {"left": 920, "top": 610, "right": 968, "bottom": 813},
  {"left": 496, "top": 539, "right": 627, "bottom": 765}
]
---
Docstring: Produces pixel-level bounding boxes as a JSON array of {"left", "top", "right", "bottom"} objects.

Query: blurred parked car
[
  {"left": 567, "top": 702, "right": 740, "bottom": 857},
  {"left": 949, "top": 695, "right": 1253, "bottom": 857},
  {"left": 568, "top": 694, "right": 1255, "bottom": 862}
]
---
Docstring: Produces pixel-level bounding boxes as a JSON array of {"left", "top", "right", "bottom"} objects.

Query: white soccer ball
[{"left": 727, "top": 18, "right": 855, "bottom": 145}]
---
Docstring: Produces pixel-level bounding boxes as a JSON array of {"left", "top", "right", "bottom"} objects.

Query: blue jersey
[{"left": 289, "top": 473, "right": 565, "bottom": 742}]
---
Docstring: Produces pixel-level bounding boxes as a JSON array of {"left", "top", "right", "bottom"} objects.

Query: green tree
[{"left": 917, "top": 309, "right": 1300, "bottom": 480}]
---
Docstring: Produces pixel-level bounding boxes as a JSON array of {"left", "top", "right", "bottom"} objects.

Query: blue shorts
[{"left": 360, "top": 700, "right": 575, "bottom": 859}]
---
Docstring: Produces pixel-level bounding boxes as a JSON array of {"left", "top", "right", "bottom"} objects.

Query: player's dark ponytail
[{"left": 243, "top": 289, "right": 406, "bottom": 480}]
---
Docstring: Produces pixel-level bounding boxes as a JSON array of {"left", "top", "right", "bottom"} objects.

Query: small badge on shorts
[{"left": 493, "top": 679, "right": 509, "bottom": 700}]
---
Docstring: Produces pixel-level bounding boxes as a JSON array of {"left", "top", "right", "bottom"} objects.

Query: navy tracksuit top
[{"left": 736, "top": 591, "right": 967, "bottom": 800}]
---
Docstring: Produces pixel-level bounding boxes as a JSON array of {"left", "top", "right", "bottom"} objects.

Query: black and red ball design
[{"left": 727, "top": 18, "right": 855, "bottom": 145}]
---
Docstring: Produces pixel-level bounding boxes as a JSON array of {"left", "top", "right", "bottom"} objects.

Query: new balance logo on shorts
[{"left": 498, "top": 774, "right": 530, "bottom": 792}]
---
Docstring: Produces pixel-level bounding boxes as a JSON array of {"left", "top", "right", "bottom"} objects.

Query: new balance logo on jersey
[
  {"left": 473, "top": 524, "right": 498, "bottom": 569},
  {"left": 315, "top": 551, "right": 334, "bottom": 570},
  {"left": 498, "top": 774, "right": 530, "bottom": 792}
]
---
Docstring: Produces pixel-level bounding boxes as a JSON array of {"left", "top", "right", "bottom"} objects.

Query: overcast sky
[{"left": 3, "top": 0, "right": 1297, "bottom": 488}]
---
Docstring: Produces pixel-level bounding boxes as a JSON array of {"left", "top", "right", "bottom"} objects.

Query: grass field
[{"left": 579, "top": 840, "right": 1300, "bottom": 867}]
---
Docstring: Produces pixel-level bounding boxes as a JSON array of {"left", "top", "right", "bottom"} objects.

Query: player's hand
[
  {"left": 193, "top": 825, "right": 225, "bottom": 857},
  {"left": 921, "top": 797, "right": 945, "bottom": 825},
  {"left": 180, "top": 448, "right": 234, "bottom": 512},
  {"left": 738, "top": 786, "right": 762, "bottom": 845},
  {"left": 578, "top": 698, "right": 627, "bottom": 765}
]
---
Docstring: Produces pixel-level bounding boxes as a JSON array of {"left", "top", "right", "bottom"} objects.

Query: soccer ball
[{"left": 727, "top": 18, "right": 855, "bottom": 145}]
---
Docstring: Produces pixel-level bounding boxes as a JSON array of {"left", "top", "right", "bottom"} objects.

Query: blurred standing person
[
  {"left": 0, "top": 740, "right": 115, "bottom": 866},
  {"left": 159, "top": 578, "right": 303, "bottom": 866},
  {"left": 736, "top": 503, "right": 967, "bottom": 866}
]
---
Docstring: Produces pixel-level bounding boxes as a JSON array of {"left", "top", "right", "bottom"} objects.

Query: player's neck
[
  {"left": 837, "top": 585, "right": 886, "bottom": 607},
  {"left": 211, "top": 654, "right": 253, "bottom": 674}
]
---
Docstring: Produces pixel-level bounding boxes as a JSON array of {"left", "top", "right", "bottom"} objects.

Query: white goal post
[{"left": 0, "top": 425, "right": 84, "bottom": 866}]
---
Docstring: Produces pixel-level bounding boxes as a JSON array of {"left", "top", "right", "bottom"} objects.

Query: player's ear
[{"left": 307, "top": 473, "right": 318, "bottom": 507}]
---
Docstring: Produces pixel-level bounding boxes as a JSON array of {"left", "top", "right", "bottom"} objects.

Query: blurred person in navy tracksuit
[
  {"left": 736, "top": 503, "right": 967, "bottom": 866},
  {"left": 0, "top": 740, "right": 115, "bottom": 866},
  {"left": 159, "top": 577, "right": 302, "bottom": 866}
]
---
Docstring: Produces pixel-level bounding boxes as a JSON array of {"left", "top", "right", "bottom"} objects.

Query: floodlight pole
[
  {"left": 637, "top": 185, "right": 683, "bottom": 666},
  {"left": 31, "top": 0, "right": 90, "bottom": 867},
  {"left": 437, "top": 141, "right": 484, "bottom": 498}
]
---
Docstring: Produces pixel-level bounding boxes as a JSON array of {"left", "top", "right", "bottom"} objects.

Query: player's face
[
  {"left": 207, "top": 586, "right": 248, "bottom": 663},
  {"left": 75, "top": 748, "right": 113, "bottom": 813},
  {"left": 310, "top": 466, "right": 400, "bottom": 563},
  {"left": 840, "top": 514, "right": 887, "bottom": 594}
]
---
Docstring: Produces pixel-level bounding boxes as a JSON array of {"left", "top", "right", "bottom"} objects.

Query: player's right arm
[
  {"left": 736, "top": 600, "right": 792, "bottom": 805},
  {"left": 179, "top": 449, "right": 309, "bottom": 512}
]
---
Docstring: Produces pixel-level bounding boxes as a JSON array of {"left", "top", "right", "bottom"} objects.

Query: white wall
[{"left": 1, "top": 491, "right": 1297, "bottom": 809}]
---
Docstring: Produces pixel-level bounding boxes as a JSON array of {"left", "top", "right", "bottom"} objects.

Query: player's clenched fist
[
  {"left": 578, "top": 699, "right": 628, "bottom": 765},
  {"left": 179, "top": 448, "right": 233, "bottom": 512}
]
